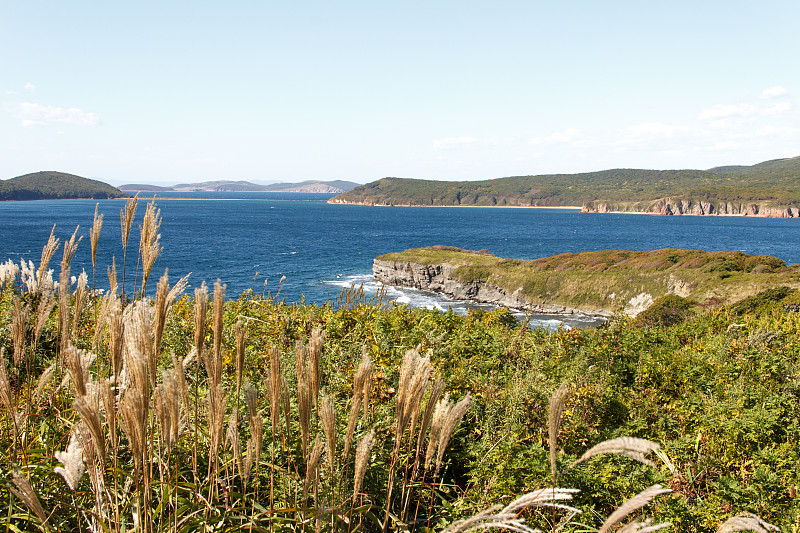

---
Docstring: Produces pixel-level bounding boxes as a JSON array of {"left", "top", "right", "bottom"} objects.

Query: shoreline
[
  {"left": 328, "top": 199, "right": 583, "bottom": 210},
  {"left": 329, "top": 199, "right": 800, "bottom": 218}
]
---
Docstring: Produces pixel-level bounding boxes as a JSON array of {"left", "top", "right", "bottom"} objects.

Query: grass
[
  {"left": 377, "top": 247, "right": 800, "bottom": 314},
  {"left": 0, "top": 200, "right": 796, "bottom": 532}
]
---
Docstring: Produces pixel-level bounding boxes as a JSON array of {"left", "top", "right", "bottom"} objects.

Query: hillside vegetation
[
  {"left": 377, "top": 246, "right": 800, "bottom": 314},
  {"left": 0, "top": 171, "right": 129, "bottom": 200},
  {"left": 0, "top": 201, "right": 796, "bottom": 531},
  {"left": 330, "top": 156, "right": 800, "bottom": 215}
]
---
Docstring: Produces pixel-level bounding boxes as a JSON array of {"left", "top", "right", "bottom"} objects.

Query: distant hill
[
  {"left": 120, "top": 179, "right": 360, "bottom": 194},
  {"left": 0, "top": 171, "right": 129, "bottom": 201},
  {"left": 330, "top": 156, "right": 800, "bottom": 217}
]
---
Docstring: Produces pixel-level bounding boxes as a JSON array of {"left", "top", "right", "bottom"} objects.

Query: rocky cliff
[
  {"left": 373, "top": 258, "right": 613, "bottom": 317},
  {"left": 582, "top": 198, "right": 800, "bottom": 217}
]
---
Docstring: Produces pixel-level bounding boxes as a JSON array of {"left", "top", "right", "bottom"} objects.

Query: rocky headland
[
  {"left": 373, "top": 246, "right": 800, "bottom": 318},
  {"left": 374, "top": 252, "right": 613, "bottom": 318}
]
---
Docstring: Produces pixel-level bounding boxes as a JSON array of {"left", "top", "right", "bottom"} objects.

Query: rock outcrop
[
  {"left": 373, "top": 259, "right": 613, "bottom": 318},
  {"left": 582, "top": 198, "right": 800, "bottom": 217}
]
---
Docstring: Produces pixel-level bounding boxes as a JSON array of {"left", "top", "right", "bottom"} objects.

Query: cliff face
[
  {"left": 582, "top": 198, "right": 800, "bottom": 217},
  {"left": 373, "top": 259, "right": 612, "bottom": 317}
]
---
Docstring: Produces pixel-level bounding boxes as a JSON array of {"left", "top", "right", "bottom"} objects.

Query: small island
[
  {"left": 334, "top": 155, "right": 800, "bottom": 217},
  {"left": 374, "top": 246, "right": 800, "bottom": 316},
  {"left": 0, "top": 171, "right": 129, "bottom": 201}
]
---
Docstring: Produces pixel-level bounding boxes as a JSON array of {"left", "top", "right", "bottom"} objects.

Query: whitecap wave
[{"left": 320, "top": 275, "right": 605, "bottom": 331}]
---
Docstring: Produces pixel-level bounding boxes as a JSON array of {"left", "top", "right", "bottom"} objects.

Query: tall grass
[{"left": 0, "top": 200, "right": 784, "bottom": 532}]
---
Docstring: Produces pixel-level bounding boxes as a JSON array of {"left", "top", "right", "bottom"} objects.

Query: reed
[
  {"left": 138, "top": 198, "right": 162, "bottom": 295},
  {"left": 548, "top": 382, "right": 571, "bottom": 482},
  {"left": 119, "top": 193, "right": 139, "bottom": 297},
  {"left": 37, "top": 225, "right": 59, "bottom": 296},
  {"left": 10, "top": 296, "right": 28, "bottom": 366},
  {"left": 90, "top": 203, "right": 103, "bottom": 290},
  {"left": 0, "top": 201, "right": 784, "bottom": 533}
]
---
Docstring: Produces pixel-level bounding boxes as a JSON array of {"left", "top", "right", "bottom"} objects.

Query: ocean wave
[{"left": 320, "top": 276, "right": 603, "bottom": 330}]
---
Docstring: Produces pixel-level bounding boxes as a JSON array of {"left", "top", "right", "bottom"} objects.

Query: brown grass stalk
[
  {"left": 598, "top": 485, "right": 671, "bottom": 533},
  {"left": 11, "top": 296, "right": 28, "bottom": 366},
  {"left": 36, "top": 225, "right": 60, "bottom": 295},
  {"left": 717, "top": 513, "right": 780, "bottom": 533},
  {"left": 90, "top": 203, "right": 103, "bottom": 287},
  {"left": 352, "top": 429, "right": 376, "bottom": 501},
  {"left": 9, "top": 471, "right": 50, "bottom": 531},
  {"left": 120, "top": 193, "right": 139, "bottom": 297},
  {"left": 138, "top": 198, "right": 162, "bottom": 294},
  {"left": 548, "top": 382, "right": 571, "bottom": 482}
]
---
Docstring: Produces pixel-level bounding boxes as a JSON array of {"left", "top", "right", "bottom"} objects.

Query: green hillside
[
  {"left": 0, "top": 171, "right": 129, "bottom": 200},
  {"left": 377, "top": 246, "right": 800, "bottom": 313},
  {"left": 330, "top": 155, "right": 800, "bottom": 210}
]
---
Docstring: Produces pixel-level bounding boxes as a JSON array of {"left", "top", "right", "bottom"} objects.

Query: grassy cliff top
[
  {"left": 1, "top": 171, "right": 129, "bottom": 200},
  {"left": 334, "top": 155, "right": 800, "bottom": 208},
  {"left": 377, "top": 247, "right": 800, "bottom": 313}
]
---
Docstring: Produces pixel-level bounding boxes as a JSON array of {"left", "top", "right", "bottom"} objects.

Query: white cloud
[
  {"left": 23, "top": 82, "right": 36, "bottom": 92},
  {"left": 624, "top": 122, "right": 688, "bottom": 138},
  {"left": 762, "top": 102, "right": 792, "bottom": 115},
  {"left": 760, "top": 86, "right": 788, "bottom": 99},
  {"left": 529, "top": 128, "right": 583, "bottom": 145},
  {"left": 699, "top": 99, "right": 792, "bottom": 121},
  {"left": 3, "top": 102, "right": 101, "bottom": 127},
  {"left": 697, "top": 103, "right": 758, "bottom": 120},
  {"left": 433, "top": 137, "right": 479, "bottom": 150},
  {"left": 5, "top": 90, "right": 18, "bottom": 95}
]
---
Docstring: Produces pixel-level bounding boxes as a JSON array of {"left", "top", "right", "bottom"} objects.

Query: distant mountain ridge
[
  {"left": 1, "top": 171, "right": 129, "bottom": 201},
  {"left": 330, "top": 155, "right": 800, "bottom": 217},
  {"left": 120, "top": 179, "right": 360, "bottom": 194}
]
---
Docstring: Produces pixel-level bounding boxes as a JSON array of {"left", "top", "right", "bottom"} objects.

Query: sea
[{"left": 2, "top": 191, "right": 799, "bottom": 329}]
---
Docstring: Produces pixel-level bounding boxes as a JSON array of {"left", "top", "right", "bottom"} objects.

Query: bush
[
  {"left": 633, "top": 294, "right": 696, "bottom": 328},
  {"left": 729, "top": 286, "right": 797, "bottom": 316}
]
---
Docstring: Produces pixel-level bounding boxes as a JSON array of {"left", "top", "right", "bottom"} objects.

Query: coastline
[
  {"left": 329, "top": 199, "right": 800, "bottom": 217},
  {"left": 327, "top": 199, "right": 583, "bottom": 209},
  {"left": 372, "top": 257, "right": 614, "bottom": 320}
]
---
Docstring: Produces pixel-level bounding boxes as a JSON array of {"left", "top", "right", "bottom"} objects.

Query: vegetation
[
  {"left": 0, "top": 171, "right": 129, "bottom": 201},
  {"left": 330, "top": 156, "right": 800, "bottom": 211},
  {"left": 378, "top": 247, "right": 800, "bottom": 314},
  {"left": 0, "top": 202, "right": 795, "bottom": 532}
]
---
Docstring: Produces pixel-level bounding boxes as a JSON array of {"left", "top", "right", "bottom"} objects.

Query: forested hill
[
  {"left": 0, "top": 171, "right": 129, "bottom": 201},
  {"left": 329, "top": 155, "right": 800, "bottom": 216}
]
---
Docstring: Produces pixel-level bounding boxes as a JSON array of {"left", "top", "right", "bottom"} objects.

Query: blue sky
[{"left": 2, "top": 1, "right": 798, "bottom": 185}]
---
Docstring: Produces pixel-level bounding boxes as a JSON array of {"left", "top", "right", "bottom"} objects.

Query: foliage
[
  {"left": 330, "top": 155, "right": 800, "bottom": 211},
  {"left": 0, "top": 203, "right": 796, "bottom": 532},
  {"left": 633, "top": 295, "right": 696, "bottom": 327},
  {"left": 728, "top": 287, "right": 797, "bottom": 316},
  {"left": 377, "top": 247, "right": 800, "bottom": 314},
  {"left": 0, "top": 171, "right": 129, "bottom": 200}
]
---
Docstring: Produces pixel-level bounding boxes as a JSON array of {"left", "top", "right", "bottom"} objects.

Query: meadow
[{"left": 0, "top": 196, "right": 796, "bottom": 532}]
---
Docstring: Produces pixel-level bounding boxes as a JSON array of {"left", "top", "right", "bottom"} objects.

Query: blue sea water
[{"left": 1, "top": 191, "right": 799, "bottom": 328}]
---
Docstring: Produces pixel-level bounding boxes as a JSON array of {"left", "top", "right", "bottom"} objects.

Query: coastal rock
[
  {"left": 372, "top": 259, "right": 612, "bottom": 318},
  {"left": 624, "top": 293, "right": 654, "bottom": 317},
  {"left": 582, "top": 198, "right": 799, "bottom": 217}
]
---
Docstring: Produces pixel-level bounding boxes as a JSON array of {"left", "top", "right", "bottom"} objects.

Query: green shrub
[
  {"left": 729, "top": 286, "right": 797, "bottom": 316},
  {"left": 633, "top": 294, "right": 696, "bottom": 328}
]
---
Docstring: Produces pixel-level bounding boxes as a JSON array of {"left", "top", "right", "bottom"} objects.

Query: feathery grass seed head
[
  {"left": 599, "top": 485, "right": 671, "bottom": 533},
  {"left": 548, "top": 382, "right": 571, "bottom": 481},
  {"left": 90, "top": 203, "right": 103, "bottom": 269},
  {"left": 353, "top": 429, "right": 376, "bottom": 500},
  {"left": 717, "top": 513, "right": 779, "bottom": 533}
]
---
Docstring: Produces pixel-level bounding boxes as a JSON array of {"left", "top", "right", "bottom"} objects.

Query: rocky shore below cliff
[
  {"left": 373, "top": 258, "right": 613, "bottom": 319},
  {"left": 581, "top": 198, "right": 800, "bottom": 217}
]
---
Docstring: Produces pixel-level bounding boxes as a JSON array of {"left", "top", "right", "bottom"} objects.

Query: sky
[{"left": 1, "top": 1, "right": 798, "bottom": 185}]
